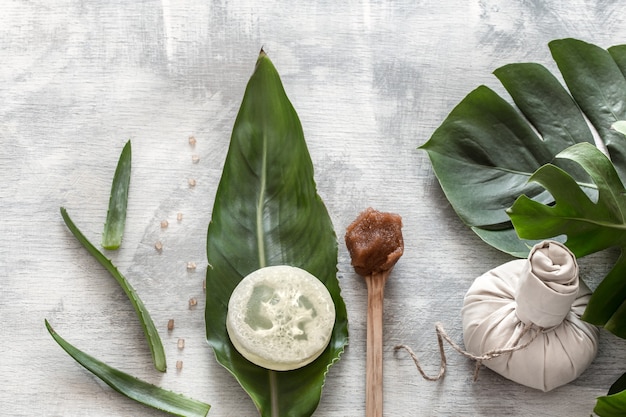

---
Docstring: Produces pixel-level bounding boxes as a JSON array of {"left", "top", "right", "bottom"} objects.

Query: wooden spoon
[
  {"left": 345, "top": 208, "right": 403, "bottom": 417},
  {"left": 364, "top": 269, "right": 392, "bottom": 417}
]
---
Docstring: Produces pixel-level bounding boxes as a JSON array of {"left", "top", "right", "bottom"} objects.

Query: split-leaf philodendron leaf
[
  {"left": 421, "top": 38, "right": 626, "bottom": 257},
  {"left": 205, "top": 51, "right": 348, "bottom": 417},
  {"left": 595, "top": 371, "right": 626, "bottom": 417},
  {"left": 508, "top": 143, "right": 626, "bottom": 337},
  {"left": 421, "top": 37, "right": 626, "bottom": 412},
  {"left": 421, "top": 38, "right": 626, "bottom": 334}
]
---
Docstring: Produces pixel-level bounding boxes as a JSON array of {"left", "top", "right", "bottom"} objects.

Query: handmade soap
[
  {"left": 462, "top": 240, "right": 599, "bottom": 391},
  {"left": 345, "top": 207, "right": 404, "bottom": 276},
  {"left": 226, "top": 265, "right": 336, "bottom": 371}
]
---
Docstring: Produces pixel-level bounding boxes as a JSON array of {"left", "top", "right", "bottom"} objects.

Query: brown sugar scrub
[
  {"left": 226, "top": 265, "right": 336, "bottom": 371},
  {"left": 345, "top": 208, "right": 403, "bottom": 417},
  {"left": 345, "top": 207, "right": 404, "bottom": 276}
]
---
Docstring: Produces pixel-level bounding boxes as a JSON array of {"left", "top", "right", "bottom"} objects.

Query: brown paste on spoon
[{"left": 345, "top": 207, "right": 404, "bottom": 276}]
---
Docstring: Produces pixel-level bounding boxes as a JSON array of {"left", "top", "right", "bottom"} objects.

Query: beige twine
[{"left": 394, "top": 322, "right": 542, "bottom": 381}]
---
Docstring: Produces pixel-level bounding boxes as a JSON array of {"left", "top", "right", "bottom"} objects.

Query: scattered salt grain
[
  {"left": 160, "top": 220, "right": 169, "bottom": 229},
  {"left": 189, "top": 297, "right": 198, "bottom": 308},
  {"left": 178, "top": 338, "right": 185, "bottom": 350},
  {"left": 187, "top": 262, "right": 197, "bottom": 271},
  {"left": 192, "top": 155, "right": 200, "bottom": 164},
  {"left": 188, "top": 178, "right": 196, "bottom": 187},
  {"left": 176, "top": 360, "right": 183, "bottom": 370},
  {"left": 188, "top": 135, "right": 196, "bottom": 147},
  {"left": 155, "top": 241, "right": 163, "bottom": 252},
  {"left": 177, "top": 212, "right": 183, "bottom": 222}
]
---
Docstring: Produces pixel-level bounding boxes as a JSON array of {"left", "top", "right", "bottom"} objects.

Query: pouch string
[{"left": 394, "top": 322, "right": 541, "bottom": 381}]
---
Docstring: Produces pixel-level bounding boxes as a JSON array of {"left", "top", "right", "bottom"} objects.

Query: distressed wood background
[{"left": 3, "top": 1, "right": 626, "bottom": 416}]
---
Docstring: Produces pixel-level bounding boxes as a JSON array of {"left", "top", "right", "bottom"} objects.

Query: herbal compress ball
[
  {"left": 462, "top": 240, "right": 599, "bottom": 391},
  {"left": 226, "top": 265, "right": 336, "bottom": 371}
]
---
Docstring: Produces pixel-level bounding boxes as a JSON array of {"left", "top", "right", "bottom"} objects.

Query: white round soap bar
[{"left": 226, "top": 265, "right": 336, "bottom": 371}]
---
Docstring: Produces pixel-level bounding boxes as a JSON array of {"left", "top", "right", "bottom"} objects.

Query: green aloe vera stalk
[
  {"left": 45, "top": 320, "right": 210, "bottom": 417},
  {"left": 102, "top": 140, "right": 132, "bottom": 250},
  {"left": 61, "top": 206, "right": 166, "bottom": 372}
]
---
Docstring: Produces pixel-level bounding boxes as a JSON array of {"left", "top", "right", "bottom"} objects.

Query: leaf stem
[
  {"left": 269, "top": 370, "right": 279, "bottom": 417},
  {"left": 256, "top": 134, "right": 268, "bottom": 268}
]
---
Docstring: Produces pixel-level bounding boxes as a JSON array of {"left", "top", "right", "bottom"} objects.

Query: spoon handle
[{"left": 365, "top": 270, "right": 389, "bottom": 417}]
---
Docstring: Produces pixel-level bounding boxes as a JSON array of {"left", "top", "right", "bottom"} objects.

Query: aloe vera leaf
[
  {"left": 45, "top": 320, "right": 210, "bottom": 417},
  {"left": 102, "top": 140, "right": 132, "bottom": 250},
  {"left": 60, "top": 206, "right": 166, "bottom": 372}
]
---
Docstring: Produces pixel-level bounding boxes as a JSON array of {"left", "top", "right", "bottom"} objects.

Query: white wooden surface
[{"left": 3, "top": 1, "right": 626, "bottom": 416}]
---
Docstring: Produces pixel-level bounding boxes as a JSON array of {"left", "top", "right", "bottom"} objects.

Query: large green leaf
[
  {"left": 508, "top": 142, "right": 626, "bottom": 337},
  {"left": 595, "top": 373, "right": 626, "bottom": 417},
  {"left": 45, "top": 320, "right": 210, "bottom": 417},
  {"left": 596, "top": 390, "right": 626, "bottom": 417},
  {"left": 420, "top": 38, "right": 626, "bottom": 256},
  {"left": 551, "top": 39, "right": 626, "bottom": 179},
  {"left": 205, "top": 51, "right": 348, "bottom": 417}
]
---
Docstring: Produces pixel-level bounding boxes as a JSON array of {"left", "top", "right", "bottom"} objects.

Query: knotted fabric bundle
[{"left": 462, "top": 240, "right": 599, "bottom": 391}]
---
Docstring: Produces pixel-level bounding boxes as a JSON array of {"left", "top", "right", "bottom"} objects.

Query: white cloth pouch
[{"left": 461, "top": 240, "right": 599, "bottom": 391}]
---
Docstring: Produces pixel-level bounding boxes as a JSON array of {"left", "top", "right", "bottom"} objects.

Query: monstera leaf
[
  {"left": 508, "top": 143, "right": 626, "bottom": 338},
  {"left": 596, "top": 372, "right": 626, "bottom": 417},
  {"left": 421, "top": 38, "right": 626, "bottom": 257},
  {"left": 205, "top": 51, "right": 348, "bottom": 417}
]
